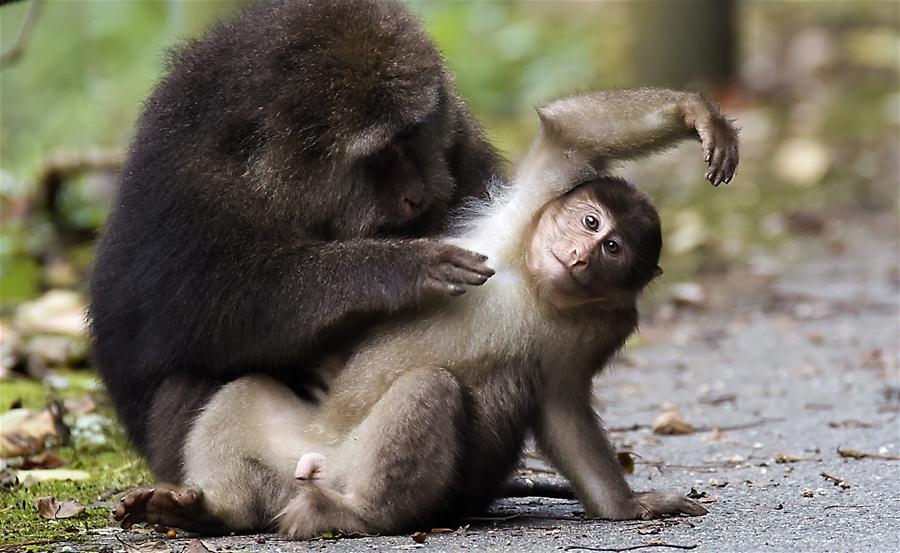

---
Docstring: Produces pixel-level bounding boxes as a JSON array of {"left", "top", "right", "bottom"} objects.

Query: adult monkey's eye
[
  {"left": 604, "top": 239, "right": 621, "bottom": 255},
  {"left": 583, "top": 214, "right": 600, "bottom": 232}
]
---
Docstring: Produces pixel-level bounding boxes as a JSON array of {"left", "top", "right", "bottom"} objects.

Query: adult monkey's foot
[{"left": 114, "top": 485, "right": 225, "bottom": 534}]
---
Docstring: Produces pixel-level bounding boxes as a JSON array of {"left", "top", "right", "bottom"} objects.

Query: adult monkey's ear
[{"left": 653, "top": 266, "right": 664, "bottom": 279}]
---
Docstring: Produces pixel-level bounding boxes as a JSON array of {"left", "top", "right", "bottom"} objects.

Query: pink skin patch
[{"left": 295, "top": 453, "right": 326, "bottom": 480}]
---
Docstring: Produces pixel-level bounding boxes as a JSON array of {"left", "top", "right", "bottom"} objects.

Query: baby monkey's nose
[{"left": 569, "top": 248, "right": 590, "bottom": 268}]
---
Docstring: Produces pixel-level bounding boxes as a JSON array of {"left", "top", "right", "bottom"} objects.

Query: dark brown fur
[{"left": 88, "top": 0, "right": 503, "bottom": 481}]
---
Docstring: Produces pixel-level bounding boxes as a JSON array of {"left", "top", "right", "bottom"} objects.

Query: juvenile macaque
[{"left": 114, "top": 89, "right": 738, "bottom": 537}]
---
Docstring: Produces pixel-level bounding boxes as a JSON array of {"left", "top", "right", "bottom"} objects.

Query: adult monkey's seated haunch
[
  {"left": 89, "top": 0, "right": 501, "bottom": 484},
  {"left": 114, "top": 89, "right": 739, "bottom": 538}
]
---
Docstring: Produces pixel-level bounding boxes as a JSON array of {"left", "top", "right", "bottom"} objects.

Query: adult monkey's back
[{"left": 89, "top": 0, "right": 501, "bottom": 481}]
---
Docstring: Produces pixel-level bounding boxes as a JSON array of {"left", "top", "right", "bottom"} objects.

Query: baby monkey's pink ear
[{"left": 653, "top": 266, "right": 664, "bottom": 279}]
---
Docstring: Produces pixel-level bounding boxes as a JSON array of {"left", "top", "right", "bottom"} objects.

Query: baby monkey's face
[{"left": 525, "top": 180, "right": 661, "bottom": 309}]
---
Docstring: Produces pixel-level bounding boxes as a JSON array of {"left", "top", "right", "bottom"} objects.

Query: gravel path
[{"left": 35, "top": 214, "right": 900, "bottom": 553}]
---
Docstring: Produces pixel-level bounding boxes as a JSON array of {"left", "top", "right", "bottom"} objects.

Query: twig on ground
[
  {"left": 694, "top": 417, "right": 784, "bottom": 432},
  {"left": 565, "top": 542, "right": 699, "bottom": 552},
  {"left": 820, "top": 471, "right": 850, "bottom": 488},
  {"left": 610, "top": 417, "right": 783, "bottom": 434},
  {"left": 463, "top": 513, "right": 523, "bottom": 522},
  {"left": 837, "top": 447, "right": 900, "bottom": 461},
  {"left": 635, "top": 461, "right": 718, "bottom": 473}
]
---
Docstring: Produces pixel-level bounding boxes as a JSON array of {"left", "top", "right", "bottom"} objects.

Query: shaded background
[
  {"left": 2, "top": 1, "right": 898, "bottom": 302},
  {"left": 0, "top": 0, "right": 897, "bottom": 545}
]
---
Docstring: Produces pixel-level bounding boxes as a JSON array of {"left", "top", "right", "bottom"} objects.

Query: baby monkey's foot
[
  {"left": 295, "top": 452, "right": 326, "bottom": 480},
  {"left": 632, "top": 490, "right": 709, "bottom": 520},
  {"left": 114, "top": 485, "right": 223, "bottom": 534}
]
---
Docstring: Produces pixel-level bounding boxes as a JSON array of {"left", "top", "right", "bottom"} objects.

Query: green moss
[
  {"left": 0, "top": 446, "right": 152, "bottom": 547},
  {"left": 1, "top": 378, "right": 152, "bottom": 547},
  {"left": 1, "top": 480, "right": 120, "bottom": 547}
]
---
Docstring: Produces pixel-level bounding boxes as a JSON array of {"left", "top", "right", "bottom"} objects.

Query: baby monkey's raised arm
[
  {"left": 526, "top": 89, "right": 736, "bottom": 204},
  {"left": 461, "top": 88, "right": 737, "bottom": 269},
  {"left": 114, "top": 88, "right": 739, "bottom": 538}
]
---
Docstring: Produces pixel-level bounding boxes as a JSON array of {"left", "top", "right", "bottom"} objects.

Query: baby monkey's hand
[
  {"left": 680, "top": 93, "right": 739, "bottom": 186},
  {"left": 415, "top": 240, "right": 494, "bottom": 297}
]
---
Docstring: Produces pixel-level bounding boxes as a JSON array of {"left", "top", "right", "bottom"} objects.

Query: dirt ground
[{"left": 13, "top": 213, "right": 899, "bottom": 553}]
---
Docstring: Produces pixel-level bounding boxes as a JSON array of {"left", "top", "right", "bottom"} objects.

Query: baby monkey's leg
[{"left": 278, "top": 367, "right": 464, "bottom": 539}]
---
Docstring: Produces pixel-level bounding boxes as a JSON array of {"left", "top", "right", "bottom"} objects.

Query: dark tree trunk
[{"left": 629, "top": 0, "right": 737, "bottom": 88}]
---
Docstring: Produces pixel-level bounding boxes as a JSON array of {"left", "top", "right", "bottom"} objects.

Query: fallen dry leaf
[
  {"left": 185, "top": 539, "right": 212, "bottom": 553},
  {"left": 0, "top": 403, "right": 69, "bottom": 458},
  {"left": 411, "top": 532, "right": 427, "bottom": 544},
  {"left": 35, "top": 496, "right": 85, "bottom": 520},
  {"left": 21, "top": 451, "right": 66, "bottom": 470},
  {"left": 617, "top": 451, "right": 636, "bottom": 474},
  {"left": 652, "top": 411, "right": 696, "bottom": 435}
]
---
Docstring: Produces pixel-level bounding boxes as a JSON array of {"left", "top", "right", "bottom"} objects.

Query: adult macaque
[
  {"left": 89, "top": 0, "right": 501, "bottom": 482},
  {"left": 115, "top": 89, "right": 739, "bottom": 537}
]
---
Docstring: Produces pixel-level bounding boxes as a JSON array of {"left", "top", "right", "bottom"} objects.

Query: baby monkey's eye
[
  {"left": 603, "top": 239, "right": 621, "bottom": 255},
  {"left": 582, "top": 214, "right": 600, "bottom": 232}
]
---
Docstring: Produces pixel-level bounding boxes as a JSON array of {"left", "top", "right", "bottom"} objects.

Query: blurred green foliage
[{"left": 1, "top": 0, "right": 898, "bottom": 305}]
